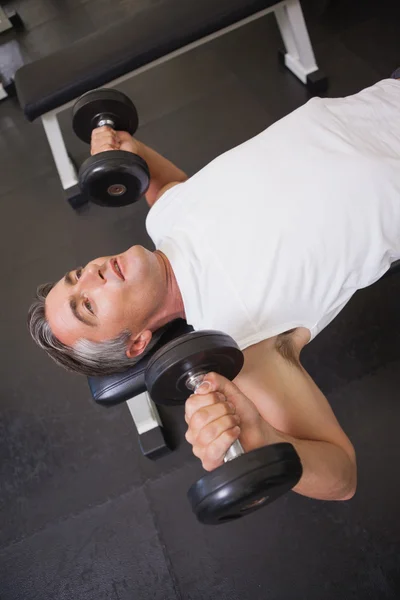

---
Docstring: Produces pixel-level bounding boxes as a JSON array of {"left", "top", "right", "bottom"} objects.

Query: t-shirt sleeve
[{"left": 145, "top": 183, "right": 186, "bottom": 247}]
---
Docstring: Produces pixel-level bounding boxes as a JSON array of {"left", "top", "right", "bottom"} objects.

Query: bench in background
[{"left": 15, "top": 0, "right": 327, "bottom": 208}]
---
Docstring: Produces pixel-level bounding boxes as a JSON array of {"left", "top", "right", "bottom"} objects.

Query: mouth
[{"left": 111, "top": 257, "right": 125, "bottom": 281}]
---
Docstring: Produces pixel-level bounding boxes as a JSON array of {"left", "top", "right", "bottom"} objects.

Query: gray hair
[{"left": 28, "top": 282, "right": 167, "bottom": 377}]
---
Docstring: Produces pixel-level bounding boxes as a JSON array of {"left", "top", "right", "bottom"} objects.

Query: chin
[{"left": 120, "top": 245, "right": 154, "bottom": 282}]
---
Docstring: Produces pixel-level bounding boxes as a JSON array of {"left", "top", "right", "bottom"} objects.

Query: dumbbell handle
[
  {"left": 96, "top": 117, "right": 115, "bottom": 129},
  {"left": 96, "top": 117, "right": 116, "bottom": 129},
  {"left": 186, "top": 373, "right": 245, "bottom": 463}
]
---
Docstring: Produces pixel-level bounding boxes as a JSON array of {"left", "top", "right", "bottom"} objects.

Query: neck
[{"left": 148, "top": 251, "right": 186, "bottom": 330}]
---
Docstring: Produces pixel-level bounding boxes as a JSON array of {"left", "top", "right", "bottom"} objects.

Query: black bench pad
[
  {"left": 16, "top": 0, "right": 280, "bottom": 121},
  {"left": 88, "top": 319, "right": 193, "bottom": 406}
]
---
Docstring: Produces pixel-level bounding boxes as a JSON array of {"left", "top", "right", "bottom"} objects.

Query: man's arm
[
  {"left": 90, "top": 127, "right": 188, "bottom": 207},
  {"left": 234, "top": 333, "right": 357, "bottom": 501},
  {"left": 134, "top": 139, "right": 188, "bottom": 207},
  {"left": 185, "top": 331, "right": 356, "bottom": 502}
]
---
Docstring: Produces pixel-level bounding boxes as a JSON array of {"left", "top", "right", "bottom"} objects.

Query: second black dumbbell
[
  {"left": 145, "top": 330, "right": 303, "bottom": 525},
  {"left": 72, "top": 88, "right": 150, "bottom": 207}
]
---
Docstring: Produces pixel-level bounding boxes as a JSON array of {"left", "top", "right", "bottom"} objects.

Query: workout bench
[
  {"left": 88, "top": 319, "right": 193, "bottom": 459},
  {"left": 15, "top": 0, "right": 326, "bottom": 208}
]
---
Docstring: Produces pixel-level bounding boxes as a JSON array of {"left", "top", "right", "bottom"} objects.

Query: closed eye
[{"left": 84, "top": 298, "right": 94, "bottom": 315}]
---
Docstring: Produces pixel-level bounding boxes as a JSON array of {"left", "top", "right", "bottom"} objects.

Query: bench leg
[
  {"left": 41, "top": 112, "right": 84, "bottom": 208},
  {"left": 126, "top": 391, "right": 170, "bottom": 459},
  {"left": 0, "top": 5, "right": 12, "bottom": 33},
  {"left": 274, "top": 0, "right": 328, "bottom": 93}
]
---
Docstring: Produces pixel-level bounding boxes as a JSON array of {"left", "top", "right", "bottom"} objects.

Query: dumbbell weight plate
[
  {"left": 79, "top": 150, "right": 150, "bottom": 206},
  {"left": 72, "top": 88, "right": 139, "bottom": 144},
  {"left": 145, "top": 331, "right": 244, "bottom": 405},
  {"left": 188, "top": 443, "right": 303, "bottom": 525}
]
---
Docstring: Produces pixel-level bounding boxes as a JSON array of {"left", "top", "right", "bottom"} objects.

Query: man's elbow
[
  {"left": 340, "top": 480, "right": 357, "bottom": 501},
  {"left": 337, "top": 447, "right": 357, "bottom": 501}
]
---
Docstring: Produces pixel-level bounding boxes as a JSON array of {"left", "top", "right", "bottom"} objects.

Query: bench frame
[
  {"left": 40, "top": 0, "right": 325, "bottom": 206},
  {"left": 126, "top": 391, "right": 170, "bottom": 459}
]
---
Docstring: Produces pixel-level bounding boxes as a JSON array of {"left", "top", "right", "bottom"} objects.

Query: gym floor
[{"left": 1, "top": 0, "right": 400, "bottom": 598}]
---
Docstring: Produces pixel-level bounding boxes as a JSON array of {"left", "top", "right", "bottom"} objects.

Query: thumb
[
  {"left": 115, "top": 130, "right": 133, "bottom": 141},
  {"left": 202, "top": 372, "right": 254, "bottom": 416}
]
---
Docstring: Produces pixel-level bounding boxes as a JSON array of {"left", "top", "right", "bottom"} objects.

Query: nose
[{"left": 79, "top": 263, "right": 105, "bottom": 288}]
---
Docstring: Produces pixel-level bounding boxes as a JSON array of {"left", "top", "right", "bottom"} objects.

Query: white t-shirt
[{"left": 146, "top": 79, "right": 400, "bottom": 349}]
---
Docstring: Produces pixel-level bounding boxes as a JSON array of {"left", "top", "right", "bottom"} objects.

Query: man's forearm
[
  {"left": 136, "top": 139, "right": 188, "bottom": 206},
  {"left": 268, "top": 428, "right": 357, "bottom": 501}
]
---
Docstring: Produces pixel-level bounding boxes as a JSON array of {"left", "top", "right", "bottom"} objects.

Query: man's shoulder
[
  {"left": 155, "top": 180, "right": 186, "bottom": 202},
  {"left": 235, "top": 327, "right": 311, "bottom": 413}
]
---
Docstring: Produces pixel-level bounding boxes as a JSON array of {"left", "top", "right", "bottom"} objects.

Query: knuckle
[
  {"left": 198, "top": 415, "right": 238, "bottom": 448},
  {"left": 93, "top": 143, "right": 111, "bottom": 151},
  {"left": 191, "top": 409, "right": 208, "bottom": 430},
  {"left": 204, "top": 443, "right": 224, "bottom": 467},
  {"left": 93, "top": 127, "right": 104, "bottom": 137},
  {"left": 220, "top": 401, "right": 233, "bottom": 416},
  {"left": 197, "top": 423, "right": 217, "bottom": 447},
  {"left": 202, "top": 460, "right": 214, "bottom": 472},
  {"left": 224, "top": 427, "right": 240, "bottom": 445},
  {"left": 185, "top": 395, "right": 197, "bottom": 413},
  {"left": 226, "top": 414, "right": 239, "bottom": 431},
  {"left": 207, "top": 429, "right": 238, "bottom": 463},
  {"left": 192, "top": 445, "right": 202, "bottom": 459},
  {"left": 208, "top": 392, "right": 220, "bottom": 404}
]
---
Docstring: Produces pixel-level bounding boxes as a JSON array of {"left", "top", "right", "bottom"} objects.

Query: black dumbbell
[
  {"left": 72, "top": 88, "right": 150, "bottom": 207},
  {"left": 145, "top": 330, "right": 303, "bottom": 525}
]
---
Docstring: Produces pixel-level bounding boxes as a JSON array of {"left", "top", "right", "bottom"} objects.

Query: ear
[{"left": 126, "top": 330, "right": 153, "bottom": 359}]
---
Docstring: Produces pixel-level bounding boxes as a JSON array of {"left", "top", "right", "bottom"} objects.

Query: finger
[
  {"left": 92, "top": 132, "right": 118, "bottom": 144},
  {"left": 115, "top": 130, "right": 136, "bottom": 142},
  {"left": 186, "top": 404, "right": 239, "bottom": 443},
  {"left": 184, "top": 393, "right": 224, "bottom": 424},
  {"left": 92, "top": 126, "right": 116, "bottom": 136},
  {"left": 194, "top": 380, "right": 215, "bottom": 395},
  {"left": 185, "top": 427, "right": 193, "bottom": 444},
  {"left": 191, "top": 444, "right": 203, "bottom": 460},
  {"left": 185, "top": 391, "right": 232, "bottom": 422},
  {"left": 190, "top": 403, "right": 239, "bottom": 436},
  {"left": 203, "top": 372, "right": 240, "bottom": 397},
  {"left": 185, "top": 392, "right": 218, "bottom": 422},
  {"left": 201, "top": 426, "right": 241, "bottom": 471},
  {"left": 204, "top": 372, "right": 250, "bottom": 413},
  {"left": 91, "top": 130, "right": 118, "bottom": 146},
  {"left": 196, "top": 414, "right": 240, "bottom": 448},
  {"left": 91, "top": 142, "right": 119, "bottom": 156}
]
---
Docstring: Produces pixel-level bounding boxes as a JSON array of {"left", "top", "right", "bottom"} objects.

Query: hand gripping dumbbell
[
  {"left": 72, "top": 88, "right": 150, "bottom": 207},
  {"left": 145, "top": 330, "right": 303, "bottom": 525}
]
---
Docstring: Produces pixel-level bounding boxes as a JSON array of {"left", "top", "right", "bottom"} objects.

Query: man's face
[{"left": 46, "top": 246, "right": 161, "bottom": 347}]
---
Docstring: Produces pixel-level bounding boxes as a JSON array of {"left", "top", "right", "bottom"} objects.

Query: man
[{"left": 28, "top": 76, "right": 400, "bottom": 504}]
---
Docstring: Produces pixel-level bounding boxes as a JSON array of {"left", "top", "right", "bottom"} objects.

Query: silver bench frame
[
  {"left": 41, "top": 0, "right": 321, "bottom": 200},
  {"left": 0, "top": 6, "right": 14, "bottom": 100},
  {"left": 126, "top": 391, "right": 162, "bottom": 436},
  {"left": 0, "top": 5, "right": 12, "bottom": 34}
]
